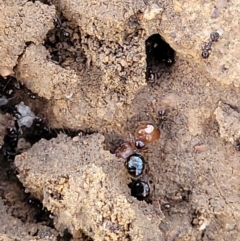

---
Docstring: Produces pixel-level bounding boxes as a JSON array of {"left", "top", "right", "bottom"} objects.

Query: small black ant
[
  {"left": 158, "top": 108, "right": 168, "bottom": 129},
  {"left": 27, "top": 197, "right": 43, "bottom": 210},
  {"left": 128, "top": 179, "right": 150, "bottom": 201},
  {"left": 53, "top": 17, "right": 70, "bottom": 42},
  {"left": 146, "top": 68, "right": 161, "bottom": 83},
  {"left": 202, "top": 31, "right": 220, "bottom": 59},
  {"left": 2, "top": 124, "right": 19, "bottom": 160},
  {"left": 125, "top": 154, "right": 146, "bottom": 179},
  {"left": 210, "top": 32, "right": 220, "bottom": 42},
  {"left": 27, "top": 92, "right": 37, "bottom": 99}
]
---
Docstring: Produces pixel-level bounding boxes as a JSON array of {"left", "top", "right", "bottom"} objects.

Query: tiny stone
[
  {"left": 72, "top": 136, "right": 80, "bottom": 142},
  {"left": 120, "top": 59, "right": 128, "bottom": 67},
  {"left": 194, "top": 144, "right": 207, "bottom": 152}
]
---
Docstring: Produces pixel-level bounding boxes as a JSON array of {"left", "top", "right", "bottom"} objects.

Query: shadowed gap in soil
[
  {"left": 28, "top": 0, "right": 53, "bottom": 5},
  {"left": 0, "top": 75, "right": 93, "bottom": 240},
  {"left": 146, "top": 33, "right": 176, "bottom": 84},
  {"left": 43, "top": 13, "right": 87, "bottom": 75}
]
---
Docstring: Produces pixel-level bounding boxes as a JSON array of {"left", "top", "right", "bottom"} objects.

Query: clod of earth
[{"left": 15, "top": 134, "right": 163, "bottom": 241}]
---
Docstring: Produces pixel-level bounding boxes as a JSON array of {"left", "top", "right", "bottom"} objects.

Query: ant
[
  {"left": 202, "top": 31, "right": 220, "bottom": 59},
  {"left": 1, "top": 123, "right": 19, "bottom": 160},
  {"left": 158, "top": 108, "right": 168, "bottom": 129},
  {"left": 53, "top": 17, "right": 71, "bottom": 42}
]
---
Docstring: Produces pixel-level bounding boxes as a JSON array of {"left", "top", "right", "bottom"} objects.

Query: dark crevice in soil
[
  {"left": 38, "top": 0, "right": 52, "bottom": 4},
  {"left": 12, "top": 41, "right": 33, "bottom": 77},
  {"left": 103, "top": 131, "right": 127, "bottom": 155},
  {"left": 145, "top": 33, "right": 175, "bottom": 83},
  {"left": 28, "top": 0, "right": 53, "bottom": 5},
  {"left": 43, "top": 14, "right": 87, "bottom": 74},
  {"left": 57, "top": 229, "right": 72, "bottom": 241},
  {"left": 0, "top": 75, "right": 92, "bottom": 240},
  {"left": 57, "top": 229, "right": 93, "bottom": 241}
]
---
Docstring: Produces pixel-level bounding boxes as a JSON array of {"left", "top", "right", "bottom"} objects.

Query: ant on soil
[
  {"left": 202, "top": 31, "right": 220, "bottom": 59},
  {"left": 1, "top": 124, "right": 19, "bottom": 160},
  {"left": 158, "top": 108, "right": 169, "bottom": 130},
  {"left": 115, "top": 123, "right": 161, "bottom": 201},
  {"left": 53, "top": 17, "right": 71, "bottom": 42}
]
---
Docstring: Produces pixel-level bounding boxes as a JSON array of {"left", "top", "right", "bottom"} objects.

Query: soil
[{"left": 1, "top": 0, "right": 240, "bottom": 241}]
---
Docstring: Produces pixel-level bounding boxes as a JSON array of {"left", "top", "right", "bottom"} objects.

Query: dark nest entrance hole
[
  {"left": 146, "top": 34, "right": 176, "bottom": 83},
  {"left": 43, "top": 14, "right": 87, "bottom": 74}
]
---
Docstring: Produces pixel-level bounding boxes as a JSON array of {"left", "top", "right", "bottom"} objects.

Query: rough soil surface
[
  {"left": 159, "top": 0, "right": 240, "bottom": 87},
  {"left": 0, "top": 0, "right": 240, "bottom": 241},
  {"left": 0, "top": 197, "right": 57, "bottom": 241},
  {"left": 15, "top": 133, "right": 163, "bottom": 241},
  {"left": 214, "top": 101, "right": 240, "bottom": 144},
  {"left": 0, "top": 0, "right": 55, "bottom": 69}
]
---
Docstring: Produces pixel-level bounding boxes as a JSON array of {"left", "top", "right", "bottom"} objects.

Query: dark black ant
[
  {"left": 202, "top": 50, "right": 210, "bottom": 59},
  {"left": 204, "top": 42, "right": 213, "bottom": 51},
  {"left": 1, "top": 145, "right": 18, "bottom": 160},
  {"left": 210, "top": 32, "right": 220, "bottom": 42},
  {"left": 12, "top": 107, "right": 23, "bottom": 120},
  {"left": 27, "top": 92, "right": 37, "bottom": 99},
  {"left": 2, "top": 124, "right": 19, "bottom": 160},
  {"left": 128, "top": 179, "right": 150, "bottom": 201},
  {"left": 202, "top": 31, "right": 220, "bottom": 59},
  {"left": 125, "top": 154, "right": 145, "bottom": 179},
  {"left": 34, "top": 116, "right": 50, "bottom": 133},
  {"left": 146, "top": 68, "right": 162, "bottom": 83},
  {"left": 6, "top": 126, "right": 18, "bottom": 146},
  {"left": 158, "top": 108, "right": 168, "bottom": 129},
  {"left": 0, "top": 76, "right": 16, "bottom": 98},
  {"left": 53, "top": 17, "right": 70, "bottom": 42},
  {"left": 202, "top": 41, "right": 213, "bottom": 58},
  {"left": 27, "top": 197, "right": 43, "bottom": 210}
]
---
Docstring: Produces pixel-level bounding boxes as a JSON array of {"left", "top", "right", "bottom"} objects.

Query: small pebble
[
  {"left": 72, "top": 136, "right": 80, "bottom": 142},
  {"left": 194, "top": 144, "right": 207, "bottom": 152}
]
